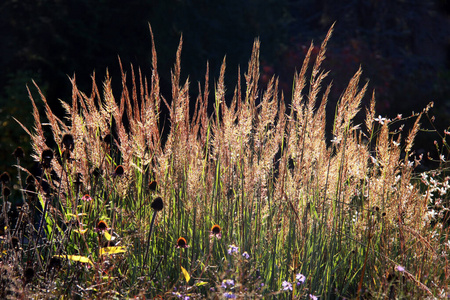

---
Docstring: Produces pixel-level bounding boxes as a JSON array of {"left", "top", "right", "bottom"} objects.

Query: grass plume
[{"left": 1, "top": 24, "right": 448, "bottom": 299}]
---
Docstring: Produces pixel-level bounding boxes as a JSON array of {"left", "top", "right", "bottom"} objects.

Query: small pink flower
[
  {"left": 395, "top": 265, "right": 405, "bottom": 272},
  {"left": 81, "top": 194, "right": 92, "bottom": 202}
]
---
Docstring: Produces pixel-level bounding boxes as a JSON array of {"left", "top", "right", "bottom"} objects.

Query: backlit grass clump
[{"left": 0, "top": 25, "right": 449, "bottom": 299}]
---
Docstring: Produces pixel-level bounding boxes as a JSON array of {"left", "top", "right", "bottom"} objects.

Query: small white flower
[
  {"left": 444, "top": 240, "right": 450, "bottom": 249},
  {"left": 374, "top": 115, "right": 387, "bottom": 125},
  {"left": 331, "top": 136, "right": 341, "bottom": 145}
]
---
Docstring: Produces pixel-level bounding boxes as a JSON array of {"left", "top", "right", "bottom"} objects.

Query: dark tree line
[{"left": 1, "top": 0, "right": 449, "bottom": 173}]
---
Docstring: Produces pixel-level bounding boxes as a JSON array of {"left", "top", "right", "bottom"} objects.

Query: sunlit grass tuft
[{"left": 1, "top": 24, "right": 449, "bottom": 299}]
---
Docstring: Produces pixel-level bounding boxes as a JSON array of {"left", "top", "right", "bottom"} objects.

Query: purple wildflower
[
  {"left": 296, "top": 273, "right": 306, "bottom": 285},
  {"left": 227, "top": 244, "right": 239, "bottom": 255},
  {"left": 242, "top": 251, "right": 250, "bottom": 259},
  {"left": 281, "top": 280, "right": 293, "bottom": 291},
  {"left": 221, "top": 279, "right": 235, "bottom": 288},
  {"left": 223, "top": 292, "right": 236, "bottom": 298}
]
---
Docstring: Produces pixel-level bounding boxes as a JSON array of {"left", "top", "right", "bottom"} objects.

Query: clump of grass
[{"left": 0, "top": 24, "right": 448, "bottom": 299}]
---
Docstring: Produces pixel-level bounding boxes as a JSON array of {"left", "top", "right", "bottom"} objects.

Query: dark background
[{"left": 1, "top": 0, "right": 450, "bottom": 174}]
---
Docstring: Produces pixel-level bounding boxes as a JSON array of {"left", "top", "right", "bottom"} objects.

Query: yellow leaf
[
  {"left": 73, "top": 229, "right": 88, "bottom": 234},
  {"left": 99, "top": 246, "right": 127, "bottom": 255},
  {"left": 103, "top": 231, "right": 112, "bottom": 241},
  {"left": 195, "top": 281, "right": 208, "bottom": 287},
  {"left": 181, "top": 266, "right": 190, "bottom": 283},
  {"left": 55, "top": 254, "right": 94, "bottom": 265}
]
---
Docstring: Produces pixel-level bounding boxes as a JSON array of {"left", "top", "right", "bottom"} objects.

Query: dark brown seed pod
[
  {"left": 148, "top": 180, "right": 157, "bottom": 191},
  {"left": 176, "top": 237, "right": 189, "bottom": 248},
  {"left": 96, "top": 220, "right": 108, "bottom": 232},
  {"left": 73, "top": 173, "right": 83, "bottom": 187},
  {"left": 93, "top": 167, "right": 102, "bottom": 177},
  {"left": 48, "top": 256, "right": 62, "bottom": 271},
  {"left": 2, "top": 186, "right": 11, "bottom": 197},
  {"left": 23, "top": 267, "right": 35, "bottom": 284},
  {"left": 103, "top": 240, "right": 116, "bottom": 247},
  {"left": 102, "top": 133, "right": 114, "bottom": 146},
  {"left": 61, "top": 134, "right": 75, "bottom": 151},
  {"left": 150, "top": 197, "right": 164, "bottom": 211},
  {"left": 0, "top": 172, "right": 10, "bottom": 184},
  {"left": 113, "top": 165, "right": 124, "bottom": 177},
  {"left": 41, "top": 149, "right": 54, "bottom": 169},
  {"left": 210, "top": 224, "right": 222, "bottom": 239},
  {"left": 13, "top": 147, "right": 24, "bottom": 159}
]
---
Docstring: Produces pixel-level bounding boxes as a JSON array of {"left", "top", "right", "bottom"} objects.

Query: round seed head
[
  {"left": 2, "top": 186, "right": 11, "bottom": 197},
  {"left": 61, "top": 134, "right": 75, "bottom": 151},
  {"left": 13, "top": 147, "right": 24, "bottom": 159},
  {"left": 48, "top": 256, "right": 62, "bottom": 271},
  {"left": 151, "top": 197, "right": 164, "bottom": 211},
  {"left": 148, "top": 180, "right": 157, "bottom": 191},
  {"left": 176, "top": 237, "right": 189, "bottom": 248},
  {"left": 96, "top": 220, "right": 108, "bottom": 232},
  {"left": 23, "top": 267, "right": 35, "bottom": 284},
  {"left": 0, "top": 172, "right": 10, "bottom": 184},
  {"left": 114, "top": 165, "right": 124, "bottom": 176},
  {"left": 41, "top": 149, "right": 54, "bottom": 169}
]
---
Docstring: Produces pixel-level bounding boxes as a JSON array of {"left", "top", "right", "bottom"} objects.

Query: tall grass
[{"left": 1, "top": 24, "right": 448, "bottom": 299}]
